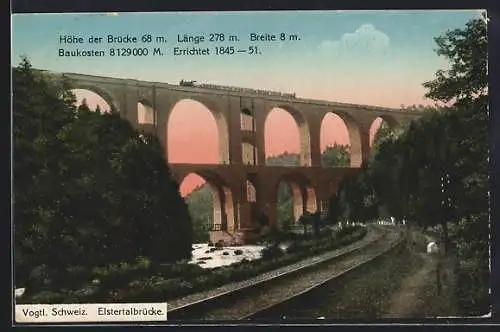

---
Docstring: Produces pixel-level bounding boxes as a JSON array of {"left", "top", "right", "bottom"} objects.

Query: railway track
[
  {"left": 167, "top": 225, "right": 403, "bottom": 321},
  {"left": 245, "top": 227, "right": 405, "bottom": 320}
]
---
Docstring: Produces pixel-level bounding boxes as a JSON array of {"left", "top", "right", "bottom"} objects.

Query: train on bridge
[{"left": 179, "top": 79, "right": 296, "bottom": 99}]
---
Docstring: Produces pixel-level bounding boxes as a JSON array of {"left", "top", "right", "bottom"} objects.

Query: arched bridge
[{"left": 37, "top": 69, "right": 422, "bottom": 244}]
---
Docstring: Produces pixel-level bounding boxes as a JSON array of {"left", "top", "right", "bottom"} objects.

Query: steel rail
[{"left": 242, "top": 227, "right": 406, "bottom": 320}]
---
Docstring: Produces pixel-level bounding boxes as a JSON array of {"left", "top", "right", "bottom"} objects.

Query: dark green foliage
[
  {"left": 276, "top": 182, "right": 294, "bottom": 230},
  {"left": 256, "top": 211, "right": 270, "bottom": 228},
  {"left": 185, "top": 185, "right": 212, "bottom": 242},
  {"left": 327, "top": 16, "right": 489, "bottom": 315},
  {"left": 422, "top": 16, "right": 488, "bottom": 106},
  {"left": 450, "top": 212, "right": 490, "bottom": 315},
  {"left": 370, "top": 121, "right": 394, "bottom": 155},
  {"left": 266, "top": 151, "right": 301, "bottom": 166},
  {"left": 18, "top": 225, "right": 366, "bottom": 304},
  {"left": 336, "top": 168, "right": 379, "bottom": 223},
  {"left": 298, "top": 211, "right": 322, "bottom": 237},
  {"left": 326, "top": 193, "right": 341, "bottom": 224},
  {"left": 257, "top": 146, "right": 351, "bottom": 232},
  {"left": 321, "top": 143, "right": 351, "bottom": 167},
  {"left": 265, "top": 144, "right": 350, "bottom": 168},
  {"left": 261, "top": 245, "right": 285, "bottom": 261},
  {"left": 14, "top": 57, "right": 193, "bottom": 293}
]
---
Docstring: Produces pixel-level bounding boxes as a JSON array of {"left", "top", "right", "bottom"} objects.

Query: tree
[
  {"left": 13, "top": 57, "right": 79, "bottom": 284},
  {"left": 323, "top": 16, "right": 488, "bottom": 314},
  {"left": 14, "top": 58, "right": 193, "bottom": 291},
  {"left": 298, "top": 213, "right": 310, "bottom": 236},
  {"left": 370, "top": 121, "right": 393, "bottom": 155},
  {"left": 321, "top": 144, "right": 350, "bottom": 167},
  {"left": 380, "top": 16, "right": 488, "bottom": 314},
  {"left": 421, "top": 14, "right": 488, "bottom": 249},
  {"left": 422, "top": 16, "right": 487, "bottom": 106},
  {"left": 311, "top": 211, "right": 322, "bottom": 237},
  {"left": 336, "top": 167, "right": 379, "bottom": 224},
  {"left": 327, "top": 193, "right": 341, "bottom": 224},
  {"left": 185, "top": 185, "right": 213, "bottom": 243}
]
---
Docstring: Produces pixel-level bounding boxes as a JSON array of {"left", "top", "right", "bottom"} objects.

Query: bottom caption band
[{"left": 15, "top": 303, "right": 168, "bottom": 323}]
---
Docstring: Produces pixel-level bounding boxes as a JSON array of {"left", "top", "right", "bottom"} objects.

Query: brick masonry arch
[
  {"left": 263, "top": 104, "right": 311, "bottom": 166},
  {"left": 175, "top": 170, "right": 236, "bottom": 232},
  {"left": 269, "top": 171, "right": 319, "bottom": 227},
  {"left": 319, "top": 110, "right": 363, "bottom": 167},
  {"left": 165, "top": 97, "right": 230, "bottom": 164},
  {"left": 67, "top": 83, "right": 120, "bottom": 113}
]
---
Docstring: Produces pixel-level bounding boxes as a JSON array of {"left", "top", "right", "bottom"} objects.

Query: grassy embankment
[{"left": 277, "top": 228, "right": 457, "bottom": 319}]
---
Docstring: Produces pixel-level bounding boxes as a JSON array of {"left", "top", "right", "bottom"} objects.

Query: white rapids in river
[
  {"left": 14, "top": 244, "right": 266, "bottom": 298},
  {"left": 189, "top": 243, "right": 265, "bottom": 269}
]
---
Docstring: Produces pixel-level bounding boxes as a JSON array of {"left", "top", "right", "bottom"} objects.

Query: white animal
[{"left": 427, "top": 241, "right": 439, "bottom": 253}]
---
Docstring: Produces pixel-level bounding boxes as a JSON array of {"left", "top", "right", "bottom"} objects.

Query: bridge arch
[
  {"left": 179, "top": 171, "right": 235, "bottom": 233},
  {"left": 304, "top": 186, "right": 318, "bottom": 213},
  {"left": 375, "top": 114, "right": 400, "bottom": 129},
  {"left": 320, "top": 111, "right": 363, "bottom": 167},
  {"left": 272, "top": 172, "right": 318, "bottom": 228},
  {"left": 67, "top": 82, "right": 119, "bottom": 112},
  {"left": 319, "top": 111, "right": 357, "bottom": 167},
  {"left": 284, "top": 172, "right": 318, "bottom": 215},
  {"left": 71, "top": 88, "right": 114, "bottom": 113},
  {"left": 166, "top": 98, "right": 230, "bottom": 164},
  {"left": 264, "top": 105, "right": 310, "bottom": 166},
  {"left": 369, "top": 115, "right": 401, "bottom": 148}
]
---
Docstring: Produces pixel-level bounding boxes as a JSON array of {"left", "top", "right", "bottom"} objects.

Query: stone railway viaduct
[{"left": 39, "top": 69, "right": 422, "bottom": 245}]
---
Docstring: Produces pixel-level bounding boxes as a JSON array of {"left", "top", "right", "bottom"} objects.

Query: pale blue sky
[{"left": 11, "top": 10, "right": 484, "bottom": 107}]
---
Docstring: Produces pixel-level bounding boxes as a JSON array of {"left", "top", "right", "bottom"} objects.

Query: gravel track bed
[
  {"left": 167, "top": 226, "right": 385, "bottom": 313},
  {"left": 245, "top": 229, "right": 403, "bottom": 320},
  {"left": 201, "top": 229, "right": 401, "bottom": 320}
]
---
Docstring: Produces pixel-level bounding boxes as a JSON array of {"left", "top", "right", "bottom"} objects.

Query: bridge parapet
[{"left": 33, "top": 69, "right": 423, "bottom": 114}]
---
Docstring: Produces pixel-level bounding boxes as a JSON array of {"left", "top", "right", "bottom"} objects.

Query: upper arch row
[
  {"left": 66, "top": 79, "right": 421, "bottom": 167},
  {"left": 70, "top": 82, "right": 406, "bottom": 130}
]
